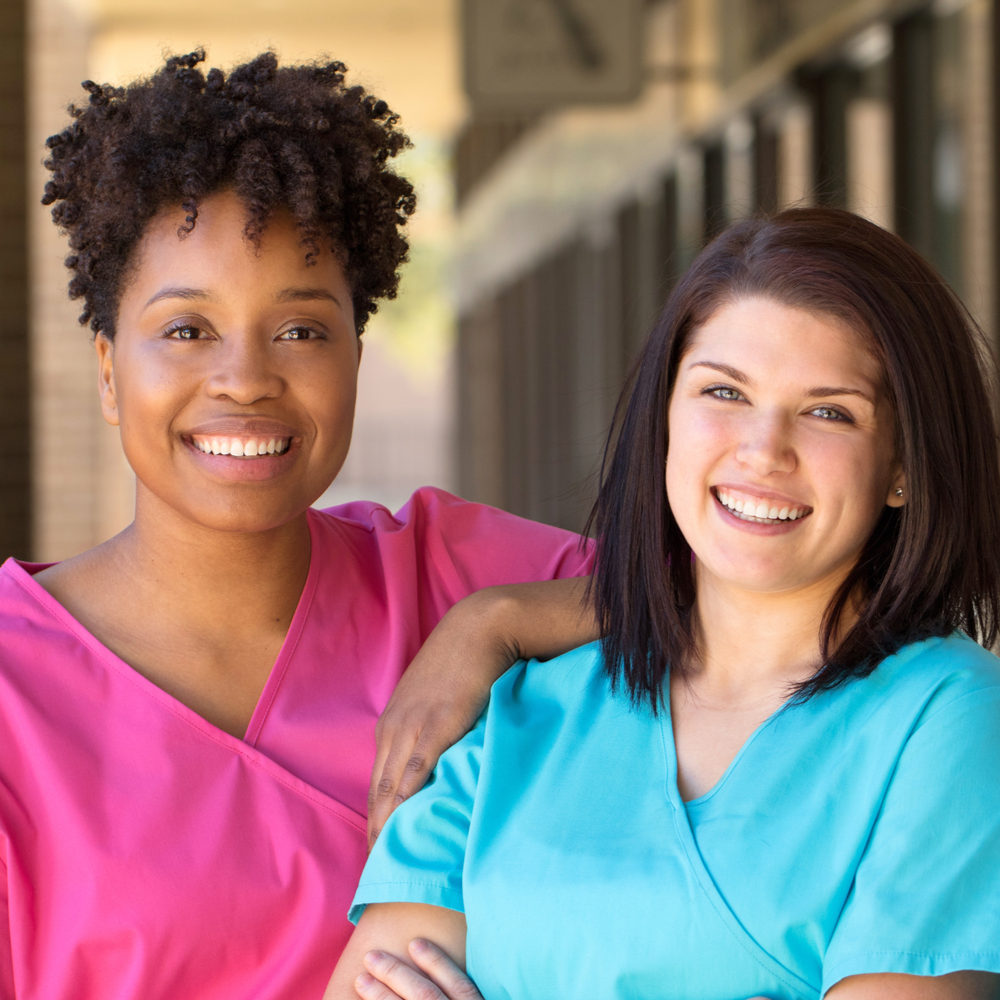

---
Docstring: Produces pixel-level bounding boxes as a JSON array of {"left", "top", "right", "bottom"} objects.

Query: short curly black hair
[{"left": 42, "top": 49, "right": 416, "bottom": 337}]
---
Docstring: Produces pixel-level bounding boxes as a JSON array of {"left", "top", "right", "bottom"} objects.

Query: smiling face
[
  {"left": 98, "top": 189, "right": 360, "bottom": 534},
  {"left": 666, "top": 296, "right": 905, "bottom": 601}
]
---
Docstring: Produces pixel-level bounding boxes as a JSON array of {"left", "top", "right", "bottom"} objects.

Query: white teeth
[
  {"left": 192, "top": 435, "right": 290, "bottom": 458},
  {"left": 716, "top": 489, "right": 807, "bottom": 524}
]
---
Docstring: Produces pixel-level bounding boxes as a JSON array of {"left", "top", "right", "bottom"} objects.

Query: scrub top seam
[
  {"left": 242, "top": 509, "right": 324, "bottom": 746},
  {"left": 3, "top": 563, "right": 367, "bottom": 836},
  {"left": 822, "top": 948, "right": 1000, "bottom": 994},
  {"left": 657, "top": 714, "right": 819, "bottom": 1000},
  {"left": 912, "top": 683, "right": 1000, "bottom": 729}
]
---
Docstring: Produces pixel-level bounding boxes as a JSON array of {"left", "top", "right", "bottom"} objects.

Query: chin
[{"left": 179, "top": 493, "right": 312, "bottom": 535}]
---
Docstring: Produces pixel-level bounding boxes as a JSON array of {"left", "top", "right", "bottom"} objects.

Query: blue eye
[
  {"left": 706, "top": 385, "right": 743, "bottom": 401},
  {"left": 811, "top": 406, "right": 850, "bottom": 422}
]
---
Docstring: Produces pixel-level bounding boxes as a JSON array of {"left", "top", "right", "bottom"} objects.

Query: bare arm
[
  {"left": 826, "top": 972, "right": 1000, "bottom": 999},
  {"left": 323, "top": 903, "right": 469, "bottom": 1000},
  {"left": 368, "top": 577, "right": 596, "bottom": 846}
]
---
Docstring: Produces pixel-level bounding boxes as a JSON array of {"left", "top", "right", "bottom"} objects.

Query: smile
[
  {"left": 190, "top": 435, "right": 291, "bottom": 458},
  {"left": 714, "top": 488, "right": 811, "bottom": 524}
]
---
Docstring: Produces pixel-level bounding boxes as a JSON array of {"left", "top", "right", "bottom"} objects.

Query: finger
[
  {"left": 368, "top": 733, "right": 419, "bottom": 849},
  {"left": 367, "top": 727, "right": 397, "bottom": 846},
  {"left": 409, "top": 939, "right": 483, "bottom": 999},
  {"left": 363, "top": 949, "right": 445, "bottom": 1000},
  {"left": 369, "top": 724, "right": 445, "bottom": 848},
  {"left": 354, "top": 970, "right": 403, "bottom": 1000}
]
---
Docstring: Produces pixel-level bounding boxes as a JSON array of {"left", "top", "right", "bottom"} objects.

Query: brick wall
[
  {"left": 0, "top": 0, "right": 30, "bottom": 561},
  {"left": 28, "top": 0, "right": 135, "bottom": 562}
]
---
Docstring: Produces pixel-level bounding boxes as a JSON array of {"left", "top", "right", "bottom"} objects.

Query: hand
[
  {"left": 368, "top": 578, "right": 595, "bottom": 849},
  {"left": 354, "top": 939, "right": 483, "bottom": 1000},
  {"left": 367, "top": 589, "right": 517, "bottom": 849}
]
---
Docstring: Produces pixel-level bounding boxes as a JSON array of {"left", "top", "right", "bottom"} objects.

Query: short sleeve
[
  {"left": 348, "top": 709, "right": 487, "bottom": 923},
  {"left": 822, "top": 685, "right": 1000, "bottom": 994},
  {"left": 389, "top": 487, "right": 593, "bottom": 595}
]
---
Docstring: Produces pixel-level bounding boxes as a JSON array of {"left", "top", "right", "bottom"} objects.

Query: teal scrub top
[{"left": 351, "top": 635, "right": 1000, "bottom": 999}]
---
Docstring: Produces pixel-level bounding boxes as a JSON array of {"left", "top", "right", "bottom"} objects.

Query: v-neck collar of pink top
[{"left": 0, "top": 489, "right": 591, "bottom": 999}]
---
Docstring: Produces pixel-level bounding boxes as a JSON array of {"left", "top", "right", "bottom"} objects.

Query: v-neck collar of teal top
[
  {"left": 669, "top": 699, "right": 789, "bottom": 810},
  {"left": 657, "top": 699, "right": 820, "bottom": 999}
]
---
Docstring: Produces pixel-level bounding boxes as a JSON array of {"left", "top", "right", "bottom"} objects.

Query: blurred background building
[{"left": 0, "top": 0, "right": 997, "bottom": 559}]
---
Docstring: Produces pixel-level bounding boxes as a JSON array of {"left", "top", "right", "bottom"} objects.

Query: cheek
[
  {"left": 805, "top": 433, "right": 891, "bottom": 529},
  {"left": 112, "top": 348, "right": 186, "bottom": 439},
  {"left": 300, "top": 352, "right": 359, "bottom": 442},
  {"left": 665, "top": 404, "right": 732, "bottom": 504}
]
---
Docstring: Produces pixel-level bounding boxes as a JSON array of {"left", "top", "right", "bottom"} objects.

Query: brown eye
[
  {"left": 166, "top": 325, "right": 202, "bottom": 340},
  {"left": 278, "top": 327, "right": 318, "bottom": 341}
]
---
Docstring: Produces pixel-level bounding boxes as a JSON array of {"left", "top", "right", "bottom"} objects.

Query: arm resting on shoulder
[
  {"left": 323, "top": 903, "right": 469, "bottom": 1000},
  {"left": 368, "top": 577, "right": 596, "bottom": 845},
  {"left": 827, "top": 972, "right": 1000, "bottom": 999}
]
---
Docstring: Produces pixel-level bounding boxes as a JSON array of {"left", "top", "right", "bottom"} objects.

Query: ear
[
  {"left": 95, "top": 333, "right": 119, "bottom": 427},
  {"left": 885, "top": 468, "right": 906, "bottom": 508}
]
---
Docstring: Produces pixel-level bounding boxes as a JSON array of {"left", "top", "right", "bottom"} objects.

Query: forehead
[
  {"left": 127, "top": 191, "right": 344, "bottom": 292},
  {"left": 683, "top": 296, "right": 883, "bottom": 393}
]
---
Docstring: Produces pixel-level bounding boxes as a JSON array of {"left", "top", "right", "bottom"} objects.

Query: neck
[
  {"left": 689, "top": 566, "right": 851, "bottom": 702},
  {"left": 102, "top": 483, "right": 312, "bottom": 633}
]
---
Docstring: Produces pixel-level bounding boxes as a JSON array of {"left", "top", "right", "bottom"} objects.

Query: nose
[
  {"left": 205, "top": 332, "right": 284, "bottom": 405},
  {"left": 734, "top": 408, "right": 796, "bottom": 476}
]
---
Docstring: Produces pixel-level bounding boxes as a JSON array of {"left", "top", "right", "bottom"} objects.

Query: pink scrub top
[{"left": 0, "top": 488, "right": 591, "bottom": 1000}]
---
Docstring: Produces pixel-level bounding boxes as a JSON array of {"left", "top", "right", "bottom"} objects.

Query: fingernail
[
  {"left": 356, "top": 973, "right": 374, "bottom": 989},
  {"left": 410, "top": 938, "right": 428, "bottom": 953},
  {"left": 365, "top": 950, "right": 385, "bottom": 964}
]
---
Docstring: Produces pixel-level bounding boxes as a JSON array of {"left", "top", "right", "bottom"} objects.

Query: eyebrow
[
  {"left": 143, "top": 286, "right": 216, "bottom": 309},
  {"left": 688, "top": 361, "right": 874, "bottom": 404},
  {"left": 275, "top": 287, "right": 341, "bottom": 305},
  {"left": 143, "top": 286, "right": 341, "bottom": 310},
  {"left": 688, "top": 361, "right": 755, "bottom": 386},
  {"left": 805, "top": 385, "right": 874, "bottom": 404}
]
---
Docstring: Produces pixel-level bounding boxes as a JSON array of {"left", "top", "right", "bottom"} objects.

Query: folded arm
[
  {"left": 827, "top": 972, "right": 1000, "bottom": 999},
  {"left": 323, "top": 903, "right": 470, "bottom": 1000},
  {"left": 368, "top": 577, "right": 596, "bottom": 845}
]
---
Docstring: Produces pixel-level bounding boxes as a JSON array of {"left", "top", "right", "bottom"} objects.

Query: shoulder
[
  {"left": 490, "top": 641, "right": 633, "bottom": 727},
  {"left": 312, "top": 487, "right": 592, "bottom": 586},
  {"left": 875, "top": 633, "right": 1000, "bottom": 717}
]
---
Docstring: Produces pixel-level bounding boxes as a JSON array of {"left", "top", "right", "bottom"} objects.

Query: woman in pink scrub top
[{"left": 0, "top": 52, "right": 591, "bottom": 998}]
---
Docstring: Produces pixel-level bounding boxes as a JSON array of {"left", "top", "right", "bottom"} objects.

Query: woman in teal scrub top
[{"left": 327, "top": 209, "right": 1000, "bottom": 1000}]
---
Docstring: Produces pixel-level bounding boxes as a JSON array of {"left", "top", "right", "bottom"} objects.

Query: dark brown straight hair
[{"left": 587, "top": 208, "right": 1000, "bottom": 709}]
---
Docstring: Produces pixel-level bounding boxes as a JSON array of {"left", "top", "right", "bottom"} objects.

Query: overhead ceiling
[{"left": 81, "top": 0, "right": 465, "bottom": 136}]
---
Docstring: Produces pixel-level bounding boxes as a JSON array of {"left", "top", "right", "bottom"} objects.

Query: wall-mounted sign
[{"left": 462, "top": 0, "right": 644, "bottom": 112}]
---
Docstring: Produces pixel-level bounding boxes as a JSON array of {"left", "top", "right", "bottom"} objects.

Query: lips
[{"left": 181, "top": 417, "right": 301, "bottom": 482}]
